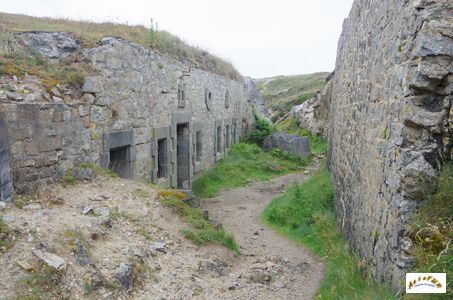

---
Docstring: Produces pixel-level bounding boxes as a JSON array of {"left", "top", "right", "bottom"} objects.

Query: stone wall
[
  {"left": 244, "top": 77, "right": 270, "bottom": 120},
  {"left": 0, "top": 33, "right": 254, "bottom": 196},
  {"left": 292, "top": 77, "right": 333, "bottom": 136},
  {"left": 0, "top": 110, "right": 13, "bottom": 202},
  {"left": 324, "top": 0, "right": 452, "bottom": 288}
]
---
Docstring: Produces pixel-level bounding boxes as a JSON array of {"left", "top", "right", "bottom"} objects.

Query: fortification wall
[
  {"left": 326, "top": 0, "right": 452, "bottom": 288},
  {"left": 0, "top": 33, "right": 253, "bottom": 196},
  {"left": 0, "top": 110, "right": 12, "bottom": 202}
]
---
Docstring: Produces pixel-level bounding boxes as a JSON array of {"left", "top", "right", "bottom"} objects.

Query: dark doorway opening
[
  {"left": 195, "top": 131, "right": 202, "bottom": 162},
  {"left": 232, "top": 124, "right": 237, "bottom": 145},
  {"left": 177, "top": 123, "right": 190, "bottom": 189},
  {"left": 157, "top": 138, "right": 168, "bottom": 178},
  {"left": 109, "top": 146, "right": 130, "bottom": 178},
  {"left": 216, "top": 126, "right": 222, "bottom": 153},
  {"left": 225, "top": 125, "right": 230, "bottom": 149}
]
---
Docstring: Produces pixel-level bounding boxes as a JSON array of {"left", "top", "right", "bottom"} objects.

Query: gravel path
[{"left": 201, "top": 170, "right": 324, "bottom": 299}]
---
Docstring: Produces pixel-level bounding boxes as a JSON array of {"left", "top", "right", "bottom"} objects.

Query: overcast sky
[{"left": 1, "top": 0, "right": 354, "bottom": 78}]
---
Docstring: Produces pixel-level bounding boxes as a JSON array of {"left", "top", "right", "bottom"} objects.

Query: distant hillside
[
  {"left": 0, "top": 12, "right": 241, "bottom": 80},
  {"left": 255, "top": 72, "right": 329, "bottom": 121}
]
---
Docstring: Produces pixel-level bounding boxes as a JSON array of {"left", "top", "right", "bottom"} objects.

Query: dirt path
[{"left": 201, "top": 170, "right": 325, "bottom": 300}]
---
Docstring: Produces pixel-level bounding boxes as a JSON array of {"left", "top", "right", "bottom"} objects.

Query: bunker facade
[{"left": 0, "top": 33, "right": 254, "bottom": 199}]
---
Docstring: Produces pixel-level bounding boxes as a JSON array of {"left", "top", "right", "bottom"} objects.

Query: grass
[
  {"left": 0, "top": 217, "right": 14, "bottom": 252},
  {"left": 405, "top": 162, "right": 452, "bottom": 298},
  {"left": 0, "top": 12, "right": 241, "bottom": 80},
  {"left": 19, "top": 262, "right": 65, "bottom": 299},
  {"left": 255, "top": 72, "right": 328, "bottom": 116},
  {"left": 157, "top": 190, "right": 240, "bottom": 254},
  {"left": 60, "top": 170, "right": 77, "bottom": 186},
  {"left": 277, "top": 116, "right": 327, "bottom": 154},
  {"left": 192, "top": 142, "right": 310, "bottom": 198},
  {"left": 262, "top": 166, "right": 395, "bottom": 299}
]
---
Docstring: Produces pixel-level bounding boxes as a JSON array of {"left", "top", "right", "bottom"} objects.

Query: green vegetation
[
  {"left": 157, "top": 190, "right": 240, "bottom": 254},
  {"left": 246, "top": 111, "right": 275, "bottom": 146},
  {"left": 277, "top": 116, "right": 327, "bottom": 154},
  {"left": 406, "top": 162, "right": 452, "bottom": 298},
  {"left": 262, "top": 167, "right": 394, "bottom": 299},
  {"left": 19, "top": 262, "right": 64, "bottom": 300},
  {"left": 0, "top": 217, "right": 14, "bottom": 252},
  {"left": 0, "top": 12, "right": 240, "bottom": 80},
  {"left": 255, "top": 72, "right": 328, "bottom": 116},
  {"left": 60, "top": 170, "right": 76, "bottom": 186},
  {"left": 192, "top": 142, "right": 310, "bottom": 198}
]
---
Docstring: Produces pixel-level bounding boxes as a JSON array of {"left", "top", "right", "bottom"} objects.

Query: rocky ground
[{"left": 0, "top": 166, "right": 323, "bottom": 299}]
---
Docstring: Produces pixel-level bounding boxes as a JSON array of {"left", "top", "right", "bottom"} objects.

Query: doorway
[
  {"left": 177, "top": 123, "right": 190, "bottom": 189},
  {"left": 109, "top": 146, "right": 131, "bottom": 178}
]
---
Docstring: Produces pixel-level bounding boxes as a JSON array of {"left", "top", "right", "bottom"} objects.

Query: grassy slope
[
  {"left": 262, "top": 167, "right": 395, "bottom": 299},
  {"left": 255, "top": 72, "right": 329, "bottom": 113},
  {"left": 0, "top": 12, "right": 240, "bottom": 80},
  {"left": 192, "top": 142, "right": 309, "bottom": 198}
]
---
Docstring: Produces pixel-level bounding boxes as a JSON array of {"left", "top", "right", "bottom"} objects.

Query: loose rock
[
  {"left": 93, "top": 206, "right": 110, "bottom": 217},
  {"left": 150, "top": 241, "right": 166, "bottom": 254},
  {"left": 16, "top": 260, "right": 33, "bottom": 271},
  {"left": 115, "top": 263, "right": 134, "bottom": 292},
  {"left": 33, "top": 249, "right": 66, "bottom": 270}
]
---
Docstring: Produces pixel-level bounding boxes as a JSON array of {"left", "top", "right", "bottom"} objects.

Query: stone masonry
[
  {"left": 302, "top": 0, "right": 452, "bottom": 289},
  {"left": 0, "top": 33, "right": 254, "bottom": 196},
  {"left": 0, "top": 110, "right": 13, "bottom": 202}
]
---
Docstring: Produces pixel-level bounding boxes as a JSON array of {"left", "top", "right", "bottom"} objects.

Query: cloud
[{"left": 1, "top": 0, "right": 354, "bottom": 78}]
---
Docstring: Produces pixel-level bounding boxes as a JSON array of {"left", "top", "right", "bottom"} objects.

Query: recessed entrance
[
  {"left": 157, "top": 138, "right": 168, "bottom": 178},
  {"left": 216, "top": 126, "right": 222, "bottom": 153},
  {"left": 177, "top": 123, "right": 190, "bottom": 189},
  {"left": 109, "top": 146, "right": 131, "bottom": 178},
  {"left": 225, "top": 125, "right": 230, "bottom": 148},
  {"left": 0, "top": 115, "right": 12, "bottom": 202},
  {"left": 195, "top": 131, "right": 202, "bottom": 162}
]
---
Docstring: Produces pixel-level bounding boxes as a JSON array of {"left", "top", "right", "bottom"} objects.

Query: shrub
[{"left": 247, "top": 112, "right": 275, "bottom": 146}]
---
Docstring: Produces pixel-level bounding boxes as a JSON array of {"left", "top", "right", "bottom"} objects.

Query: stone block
[
  {"left": 263, "top": 132, "right": 310, "bottom": 157},
  {"left": 82, "top": 77, "right": 104, "bottom": 93}
]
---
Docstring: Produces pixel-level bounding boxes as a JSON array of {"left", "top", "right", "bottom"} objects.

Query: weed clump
[
  {"left": 0, "top": 218, "right": 16, "bottom": 252},
  {"left": 19, "top": 262, "right": 65, "bottom": 299},
  {"left": 406, "top": 162, "right": 452, "bottom": 295},
  {"left": 60, "top": 171, "right": 76, "bottom": 186}
]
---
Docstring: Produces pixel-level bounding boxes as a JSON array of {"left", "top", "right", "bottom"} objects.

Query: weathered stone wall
[
  {"left": 244, "top": 77, "right": 270, "bottom": 120},
  {"left": 325, "top": 0, "right": 452, "bottom": 288},
  {"left": 0, "top": 33, "right": 253, "bottom": 196},
  {"left": 292, "top": 77, "right": 333, "bottom": 136},
  {"left": 0, "top": 110, "right": 13, "bottom": 202}
]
